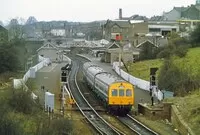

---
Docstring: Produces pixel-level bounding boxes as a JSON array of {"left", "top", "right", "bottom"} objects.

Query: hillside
[
  {"left": 127, "top": 59, "right": 163, "bottom": 81},
  {"left": 128, "top": 47, "right": 200, "bottom": 134},
  {"left": 128, "top": 47, "right": 200, "bottom": 81},
  {"left": 173, "top": 47, "right": 200, "bottom": 77}
]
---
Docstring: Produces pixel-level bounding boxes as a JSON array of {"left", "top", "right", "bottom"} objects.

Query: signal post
[
  {"left": 149, "top": 68, "right": 158, "bottom": 106},
  {"left": 60, "top": 64, "right": 74, "bottom": 117}
]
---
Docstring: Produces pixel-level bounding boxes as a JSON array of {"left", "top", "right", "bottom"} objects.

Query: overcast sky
[{"left": 0, "top": 0, "right": 196, "bottom": 23}]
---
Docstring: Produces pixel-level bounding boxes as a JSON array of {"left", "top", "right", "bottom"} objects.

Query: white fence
[
  {"left": 113, "top": 62, "right": 163, "bottom": 101},
  {"left": 77, "top": 54, "right": 163, "bottom": 100},
  {"left": 13, "top": 55, "right": 51, "bottom": 90}
]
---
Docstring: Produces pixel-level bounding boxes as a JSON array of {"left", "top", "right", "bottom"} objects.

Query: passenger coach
[{"left": 83, "top": 62, "right": 134, "bottom": 115}]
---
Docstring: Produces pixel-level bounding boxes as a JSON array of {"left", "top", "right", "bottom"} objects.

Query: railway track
[
  {"left": 67, "top": 60, "right": 125, "bottom": 135},
  {"left": 75, "top": 55, "right": 159, "bottom": 135},
  {"left": 117, "top": 115, "right": 159, "bottom": 135}
]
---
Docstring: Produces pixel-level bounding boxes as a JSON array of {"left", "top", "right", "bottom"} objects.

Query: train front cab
[{"left": 108, "top": 82, "right": 134, "bottom": 115}]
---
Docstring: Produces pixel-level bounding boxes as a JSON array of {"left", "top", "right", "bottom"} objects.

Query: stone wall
[
  {"left": 171, "top": 105, "right": 195, "bottom": 135},
  {"left": 138, "top": 103, "right": 172, "bottom": 120}
]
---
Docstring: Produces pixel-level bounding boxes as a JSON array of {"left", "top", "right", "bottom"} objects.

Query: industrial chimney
[{"left": 119, "top": 8, "right": 122, "bottom": 19}]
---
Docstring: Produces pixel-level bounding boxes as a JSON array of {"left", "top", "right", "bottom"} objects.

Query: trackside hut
[
  {"left": 104, "top": 42, "right": 137, "bottom": 64},
  {"left": 136, "top": 40, "right": 158, "bottom": 59}
]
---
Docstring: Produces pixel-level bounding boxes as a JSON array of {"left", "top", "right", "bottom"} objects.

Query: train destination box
[{"left": 45, "top": 92, "right": 54, "bottom": 112}]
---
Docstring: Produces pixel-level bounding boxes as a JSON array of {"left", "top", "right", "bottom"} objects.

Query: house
[
  {"left": 103, "top": 8, "right": 149, "bottom": 46},
  {"left": 136, "top": 40, "right": 158, "bottom": 60},
  {"left": 148, "top": 23, "right": 179, "bottom": 36},
  {"left": 103, "top": 42, "right": 137, "bottom": 64},
  {"left": 0, "top": 25, "right": 8, "bottom": 43},
  {"left": 103, "top": 20, "right": 148, "bottom": 46},
  {"left": 163, "top": 7, "right": 187, "bottom": 21}
]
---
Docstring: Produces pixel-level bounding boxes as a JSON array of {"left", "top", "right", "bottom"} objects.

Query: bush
[
  {"left": 0, "top": 100, "right": 23, "bottom": 135},
  {"left": 190, "top": 24, "right": 200, "bottom": 47},
  {"left": 0, "top": 45, "right": 20, "bottom": 74},
  {"left": 9, "top": 89, "right": 41, "bottom": 114},
  {"left": 173, "top": 45, "right": 189, "bottom": 58},
  {"left": 156, "top": 44, "right": 189, "bottom": 59},
  {"left": 158, "top": 59, "right": 200, "bottom": 96},
  {"left": 39, "top": 119, "right": 73, "bottom": 135},
  {"left": 157, "top": 48, "right": 171, "bottom": 59}
]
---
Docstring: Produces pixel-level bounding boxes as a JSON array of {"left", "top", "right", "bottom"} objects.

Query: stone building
[
  {"left": 103, "top": 20, "right": 148, "bottom": 46},
  {"left": 103, "top": 42, "right": 138, "bottom": 64}
]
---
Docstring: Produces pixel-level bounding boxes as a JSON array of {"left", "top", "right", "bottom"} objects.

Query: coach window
[
  {"left": 112, "top": 89, "right": 117, "bottom": 96},
  {"left": 119, "top": 89, "right": 124, "bottom": 96},
  {"left": 126, "top": 89, "right": 132, "bottom": 96}
]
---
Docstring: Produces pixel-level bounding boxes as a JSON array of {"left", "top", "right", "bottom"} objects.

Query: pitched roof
[
  {"left": 107, "top": 42, "right": 120, "bottom": 50},
  {"left": 111, "top": 20, "right": 131, "bottom": 28},
  {"left": 136, "top": 40, "right": 157, "bottom": 48},
  {"left": 37, "top": 42, "right": 58, "bottom": 52},
  {"left": 129, "top": 15, "right": 148, "bottom": 21},
  {"left": 149, "top": 16, "right": 165, "bottom": 21}
]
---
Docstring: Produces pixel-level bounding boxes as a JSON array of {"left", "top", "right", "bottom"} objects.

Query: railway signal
[
  {"left": 61, "top": 64, "right": 71, "bottom": 83},
  {"left": 150, "top": 68, "right": 158, "bottom": 106},
  {"left": 61, "top": 71, "right": 67, "bottom": 82}
]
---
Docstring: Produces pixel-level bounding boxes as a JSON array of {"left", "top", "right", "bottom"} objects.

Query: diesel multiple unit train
[{"left": 83, "top": 62, "right": 134, "bottom": 115}]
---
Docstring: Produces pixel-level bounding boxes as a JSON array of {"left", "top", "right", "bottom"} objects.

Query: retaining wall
[
  {"left": 171, "top": 105, "right": 195, "bottom": 135},
  {"left": 138, "top": 103, "right": 172, "bottom": 120}
]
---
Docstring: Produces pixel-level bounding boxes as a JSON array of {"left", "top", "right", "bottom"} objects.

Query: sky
[{"left": 0, "top": 0, "right": 196, "bottom": 24}]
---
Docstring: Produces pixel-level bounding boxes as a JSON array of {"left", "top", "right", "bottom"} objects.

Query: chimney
[{"left": 119, "top": 8, "right": 122, "bottom": 19}]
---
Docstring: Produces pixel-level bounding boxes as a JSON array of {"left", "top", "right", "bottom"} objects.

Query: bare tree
[{"left": 8, "top": 18, "right": 25, "bottom": 40}]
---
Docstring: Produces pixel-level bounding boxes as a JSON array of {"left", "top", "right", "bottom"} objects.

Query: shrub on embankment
[
  {"left": 0, "top": 86, "right": 73, "bottom": 135},
  {"left": 158, "top": 47, "right": 200, "bottom": 96},
  {"left": 127, "top": 47, "right": 200, "bottom": 96}
]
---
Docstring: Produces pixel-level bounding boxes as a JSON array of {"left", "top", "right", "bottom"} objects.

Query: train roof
[{"left": 84, "top": 62, "right": 125, "bottom": 85}]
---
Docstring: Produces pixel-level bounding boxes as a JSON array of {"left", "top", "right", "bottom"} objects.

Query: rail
[{"left": 67, "top": 60, "right": 125, "bottom": 135}]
